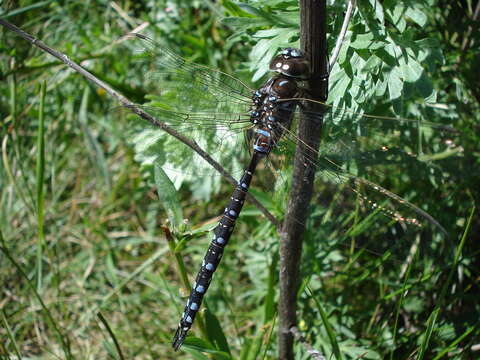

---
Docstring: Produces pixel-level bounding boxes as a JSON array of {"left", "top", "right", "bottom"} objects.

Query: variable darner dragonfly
[
  {"left": 116, "top": 33, "right": 458, "bottom": 351},
  {"left": 170, "top": 45, "right": 310, "bottom": 349}
]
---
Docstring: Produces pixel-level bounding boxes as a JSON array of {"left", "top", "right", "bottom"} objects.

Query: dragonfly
[{"left": 116, "top": 33, "right": 458, "bottom": 351}]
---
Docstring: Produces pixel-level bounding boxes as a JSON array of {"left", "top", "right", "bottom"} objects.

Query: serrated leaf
[
  {"left": 375, "top": 77, "right": 388, "bottom": 97},
  {"left": 154, "top": 163, "right": 183, "bottom": 229},
  {"left": 400, "top": 57, "right": 423, "bottom": 82},
  {"left": 368, "top": 0, "right": 385, "bottom": 24},
  {"left": 361, "top": 54, "right": 381, "bottom": 72},
  {"left": 349, "top": 33, "right": 386, "bottom": 50},
  {"left": 250, "top": 39, "right": 280, "bottom": 82},
  {"left": 250, "top": 39, "right": 271, "bottom": 65},
  {"left": 387, "top": 3, "right": 407, "bottom": 32},
  {"left": 387, "top": 70, "right": 403, "bottom": 100},
  {"left": 337, "top": 31, "right": 352, "bottom": 65},
  {"left": 328, "top": 73, "right": 352, "bottom": 106},
  {"left": 375, "top": 47, "right": 397, "bottom": 67},
  {"left": 384, "top": 43, "right": 400, "bottom": 61},
  {"left": 415, "top": 73, "right": 435, "bottom": 100},
  {"left": 405, "top": 6, "right": 427, "bottom": 27}
]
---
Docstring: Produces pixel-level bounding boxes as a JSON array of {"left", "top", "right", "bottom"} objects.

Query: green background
[{"left": 1, "top": 1, "right": 478, "bottom": 359}]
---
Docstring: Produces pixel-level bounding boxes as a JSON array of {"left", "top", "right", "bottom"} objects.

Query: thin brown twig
[
  {"left": 0, "top": 18, "right": 279, "bottom": 228},
  {"left": 460, "top": 1, "right": 480, "bottom": 52},
  {"left": 329, "top": 0, "right": 356, "bottom": 70},
  {"left": 289, "top": 326, "right": 326, "bottom": 360}
]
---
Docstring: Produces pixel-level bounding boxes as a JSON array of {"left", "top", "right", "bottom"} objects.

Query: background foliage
[{"left": 1, "top": 0, "right": 479, "bottom": 359}]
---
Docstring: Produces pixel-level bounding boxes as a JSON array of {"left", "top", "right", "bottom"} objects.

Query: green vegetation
[{"left": 1, "top": 1, "right": 478, "bottom": 359}]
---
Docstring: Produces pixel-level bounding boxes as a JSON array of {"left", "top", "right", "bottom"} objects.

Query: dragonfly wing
[
  {"left": 274, "top": 106, "right": 458, "bottom": 265},
  {"left": 121, "top": 33, "right": 254, "bottom": 116},
  {"left": 111, "top": 34, "right": 257, "bottom": 196}
]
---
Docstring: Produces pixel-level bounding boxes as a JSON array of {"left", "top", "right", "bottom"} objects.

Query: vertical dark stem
[{"left": 278, "top": 1, "right": 328, "bottom": 359}]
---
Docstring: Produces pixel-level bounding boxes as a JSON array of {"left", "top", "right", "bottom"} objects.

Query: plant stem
[{"left": 278, "top": 0, "right": 328, "bottom": 359}]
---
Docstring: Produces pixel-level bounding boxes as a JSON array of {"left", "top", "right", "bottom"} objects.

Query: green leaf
[
  {"left": 154, "top": 163, "right": 183, "bottom": 229},
  {"left": 245, "top": 331, "right": 264, "bottom": 360},
  {"left": 400, "top": 57, "right": 423, "bottom": 82},
  {"left": 375, "top": 77, "right": 388, "bottom": 97},
  {"left": 222, "top": 1, "right": 255, "bottom": 17},
  {"left": 349, "top": 33, "right": 386, "bottom": 50},
  {"left": 308, "top": 286, "right": 343, "bottom": 360},
  {"left": 337, "top": 32, "right": 352, "bottom": 65},
  {"left": 183, "top": 336, "right": 232, "bottom": 360},
  {"left": 204, "top": 306, "right": 231, "bottom": 355},
  {"left": 328, "top": 70, "right": 352, "bottom": 106},
  {"left": 250, "top": 39, "right": 281, "bottom": 82},
  {"left": 237, "top": 4, "right": 296, "bottom": 26},
  {"left": 368, "top": 0, "right": 385, "bottom": 24},
  {"left": 415, "top": 73, "right": 435, "bottom": 99},
  {"left": 361, "top": 54, "right": 381, "bottom": 72},
  {"left": 417, "top": 309, "right": 439, "bottom": 360},
  {"left": 264, "top": 255, "right": 277, "bottom": 322},
  {"left": 388, "top": 3, "right": 407, "bottom": 32},
  {"left": 387, "top": 69, "right": 403, "bottom": 100},
  {"left": 405, "top": 6, "right": 427, "bottom": 27},
  {"left": 254, "top": 28, "right": 290, "bottom": 39}
]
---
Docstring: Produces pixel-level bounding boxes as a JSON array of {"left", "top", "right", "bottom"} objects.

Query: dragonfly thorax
[{"left": 249, "top": 76, "right": 300, "bottom": 156}]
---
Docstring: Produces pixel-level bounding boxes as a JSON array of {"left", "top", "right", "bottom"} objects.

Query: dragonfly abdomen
[
  {"left": 172, "top": 46, "right": 309, "bottom": 351},
  {"left": 172, "top": 153, "right": 262, "bottom": 350}
]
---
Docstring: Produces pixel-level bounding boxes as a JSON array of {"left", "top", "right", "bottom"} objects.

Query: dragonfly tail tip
[{"left": 172, "top": 326, "right": 188, "bottom": 351}]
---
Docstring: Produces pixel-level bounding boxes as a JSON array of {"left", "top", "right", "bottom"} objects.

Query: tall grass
[{"left": 1, "top": 1, "right": 478, "bottom": 359}]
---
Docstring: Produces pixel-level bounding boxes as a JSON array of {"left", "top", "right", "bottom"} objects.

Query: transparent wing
[
  {"left": 122, "top": 33, "right": 254, "bottom": 115},
  {"left": 270, "top": 102, "right": 460, "bottom": 265},
  {"left": 111, "top": 33, "right": 258, "bottom": 195},
  {"left": 114, "top": 33, "right": 460, "bottom": 263}
]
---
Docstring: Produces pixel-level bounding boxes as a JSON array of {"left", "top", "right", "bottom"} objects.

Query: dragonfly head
[{"left": 270, "top": 48, "right": 310, "bottom": 79}]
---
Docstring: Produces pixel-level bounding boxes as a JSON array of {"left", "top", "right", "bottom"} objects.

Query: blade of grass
[
  {"left": 78, "top": 86, "right": 111, "bottom": 189},
  {"left": 390, "top": 235, "right": 418, "bottom": 360},
  {"left": 204, "top": 305, "right": 231, "bottom": 354},
  {"left": 1, "top": 308, "right": 22, "bottom": 359},
  {"left": 307, "top": 285, "right": 342, "bottom": 360},
  {"left": 261, "top": 313, "right": 277, "bottom": 360},
  {"left": 97, "top": 312, "right": 126, "bottom": 360},
  {"left": 163, "top": 226, "right": 208, "bottom": 342},
  {"left": 0, "top": 230, "right": 72, "bottom": 359},
  {"left": 432, "top": 324, "right": 477, "bottom": 360},
  {"left": 36, "top": 80, "right": 46, "bottom": 291},
  {"left": 264, "top": 254, "right": 277, "bottom": 323},
  {"left": 417, "top": 308, "right": 439, "bottom": 360},
  {"left": 417, "top": 206, "right": 474, "bottom": 359},
  {"left": 76, "top": 245, "right": 169, "bottom": 328},
  {"left": 2, "top": 56, "right": 35, "bottom": 221}
]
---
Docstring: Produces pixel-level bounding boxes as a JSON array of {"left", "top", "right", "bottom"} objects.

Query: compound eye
[{"left": 269, "top": 50, "right": 310, "bottom": 78}]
